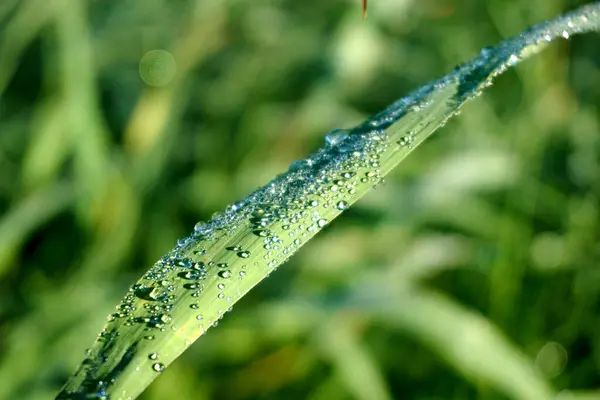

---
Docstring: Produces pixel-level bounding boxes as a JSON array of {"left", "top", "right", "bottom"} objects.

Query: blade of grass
[
  {"left": 316, "top": 314, "right": 392, "bottom": 400},
  {"left": 0, "top": 182, "right": 73, "bottom": 278},
  {"left": 57, "top": 3, "right": 600, "bottom": 399},
  {"left": 348, "top": 284, "right": 555, "bottom": 400},
  {"left": 0, "top": 0, "right": 65, "bottom": 97}
]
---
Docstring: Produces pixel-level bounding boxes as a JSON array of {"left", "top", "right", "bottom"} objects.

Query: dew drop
[
  {"left": 175, "top": 258, "right": 192, "bottom": 268},
  {"left": 336, "top": 201, "right": 348, "bottom": 210},
  {"left": 218, "top": 270, "right": 232, "bottom": 279},
  {"left": 192, "top": 262, "right": 205, "bottom": 271},
  {"left": 325, "top": 129, "right": 349, "bottom": 147},
  {"left": 180, "top": 271, "right": 200, "bottom": 280},
  {"left": 183, "top": 283, "right": 199, "bottom": 290},
  {"left": 152, "top": 362, "right": 165, "bottom": 372},
  {"left": 480, "top": 46, "right": 493, "bottom": 57},
  {"left": 194, "top": 222, "right": 211, "bottom": 234},
  {"left": 148, "top": 287, "right": 166, "bottom": 301},
  {"left": 397, "top": 135, "right": 413, "bottom": 147},
  {"left": 148, "top": 353, "right": 158, "bottom": 360},
  {"left": 237, "top": 250, "right": 250, "bottom": 259},
  {"left": 317, "top": 219, "right": 328, "bottom": 228}
]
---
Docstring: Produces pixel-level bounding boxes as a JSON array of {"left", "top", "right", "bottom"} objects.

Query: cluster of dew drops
[
  {"left": 82, "top": 30, "right": 544, "bottom": 376},
  {"left": 87, "top": 119, "right": 428, "bottom": 376}
]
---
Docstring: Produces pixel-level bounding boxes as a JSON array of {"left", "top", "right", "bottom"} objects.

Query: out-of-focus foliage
[{"left": 0, "top": 0, "right": 598, "bottom": 399}]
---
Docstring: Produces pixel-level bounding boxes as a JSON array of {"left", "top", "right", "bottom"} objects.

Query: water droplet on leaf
[
  {"left": 218, "top": 270, "right": 232, "bottom": 279},
  {"left": 152, "top": 362, "right": 165, "bottom": 372},
  {"left": 237, "top": 250, "right": 250, "bottom": 258},
  {"left": 325, "top": 129, "right": 350, "bottom": 147},
  {"left": 336, "top": 201, "right": 348, "bottom": 210}
]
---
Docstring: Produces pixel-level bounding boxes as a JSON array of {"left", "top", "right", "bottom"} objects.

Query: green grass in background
[{"left": 0, "top": 0, "right": 599, "bottom": 399}]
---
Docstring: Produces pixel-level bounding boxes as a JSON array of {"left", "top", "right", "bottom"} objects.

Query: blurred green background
[{"left": 1, "top": 0, "right": 599, "bottom": 399}]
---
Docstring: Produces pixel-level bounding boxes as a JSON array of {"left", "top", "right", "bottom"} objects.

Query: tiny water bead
[
  {"left": 237, "top": 250, "right": 250, "bottom": 258},
  {"left": 397, "top": 134, "right": 414, "bottom": 147},
  {"left": 336, "top": 201, "right": 348, "bottom": 210},
  {"left": 152, "top": 362, "right": 165, "bottom": 372},
  {"left": 218, "top": 270, "right": 232, "bottom": 279},
  {"left": 148, "top": 353, "right": 158, "bottom": 360},
  {"left": 507, "top": 54, "right": 520, "bottom": 66},
  {"left": 180, "top": 271, "right": 200, "bottom": 280},
  {"left": 177, "top": 237, "right": 191, "bottom": 248},
  {"left": 184, "top": 283, "right": 200, "bottom": 290},
  {"left": 194, "top": 221, "right": 211, "bottom": 235},
  {"left": 192, "top": 262, "right": 205, "bottom": 271},
  {"left": 325, "top": 128, "right": 350, "bottom": 147},
  {"left": 253, "top": 229, "right": 269, "bottom": 237},
  {"left": 479, "top": 45, "right": 494, "bottom": 58},
  {"left": 174, "top": 258, "right": 192, "bottom": 268}
]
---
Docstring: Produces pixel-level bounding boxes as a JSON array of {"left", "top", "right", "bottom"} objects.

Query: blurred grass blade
[
  {"left": 0, "top": 182, "right": 73, "bottom": 278},
  {"left": 350, "top": 284, "right": 554, "bottom": 400},
  {"left": 57, "top": 3, "right": 600, "bottom": 399},
  {"left": 558, "top": 390, "right": 600, "bottom": 400},
  {"left": 0, "top": 0, "right": 64, "bottom": 96},
  {"left": 316, "top": 315, "right": 392, "bottom": 400}
]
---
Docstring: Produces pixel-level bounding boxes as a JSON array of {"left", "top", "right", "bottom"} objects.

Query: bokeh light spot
[{"left": 139, "top": 49, "right": 177, "bottom": 87}]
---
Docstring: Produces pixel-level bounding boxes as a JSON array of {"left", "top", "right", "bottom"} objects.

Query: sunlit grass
[
  {"left": 0, "top": 1, "right": 599, "bottom": 400},
  {"left": 53, "top": 3, "right": 600, "bottom": 399}
]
